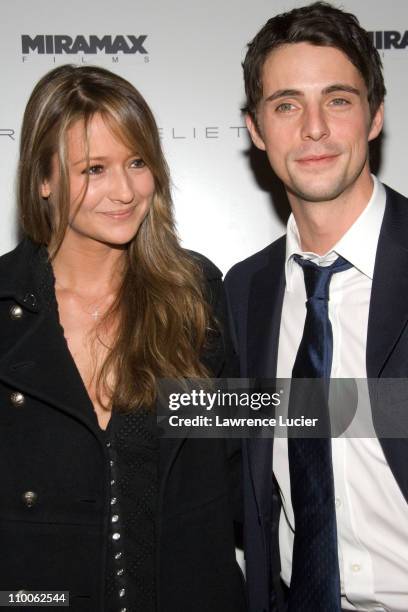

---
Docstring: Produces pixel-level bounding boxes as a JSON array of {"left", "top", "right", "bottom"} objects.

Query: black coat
[{"left": 0, "top": 239, "right": 246, "bottom": 612}]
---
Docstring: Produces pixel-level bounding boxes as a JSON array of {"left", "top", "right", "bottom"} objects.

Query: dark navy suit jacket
[{"left": 224, "top": 185, "right": 408, "bottom": 612}]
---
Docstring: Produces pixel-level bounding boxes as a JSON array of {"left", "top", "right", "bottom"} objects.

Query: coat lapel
[
  {"left": 0, "top": 308, "right": 99, "bottom": 434},
  {"left": 0, "top": 239, "right": 100, "bottom": 435}
]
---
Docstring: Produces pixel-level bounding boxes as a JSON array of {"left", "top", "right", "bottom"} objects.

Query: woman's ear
[{"left": 40, "top": 180, "right": 51, "bottom": 199}]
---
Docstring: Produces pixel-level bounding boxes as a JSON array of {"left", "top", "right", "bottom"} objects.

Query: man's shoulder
[
  {"left": 384, "top": 183, "right": 408, "bottom": 201},
  {"left": 382, "top": 183, "right": 408, "bottom": 246},
  {"left": 225, "top": 235, "right": 286, "bottom": 290},
  {"left": 384, "top": 183, "right": 408, "bottom": 212}
]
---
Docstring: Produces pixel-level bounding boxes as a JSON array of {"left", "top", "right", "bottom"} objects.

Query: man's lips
[{"left": 295, "top": 153, "right": 340, "bottom": 164}]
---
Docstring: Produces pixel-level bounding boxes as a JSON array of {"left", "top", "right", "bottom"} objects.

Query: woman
[{"left": 0, "top": 65, "right": 245, "bottom": 612}]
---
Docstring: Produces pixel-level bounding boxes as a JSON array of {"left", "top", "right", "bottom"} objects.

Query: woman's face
[{"left": 41, "top": 112, "right": 155, "bottom": 248}]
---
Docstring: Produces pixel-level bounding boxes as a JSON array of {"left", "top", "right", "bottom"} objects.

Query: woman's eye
[
  {"left": 82, "top": 164, "right": 104, "bottom": 175},
  {"left": 131, "top": 158, "right": 146, "bottom": 168}
]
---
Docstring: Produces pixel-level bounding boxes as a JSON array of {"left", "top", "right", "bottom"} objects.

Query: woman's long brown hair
[{"left": 18, "top": 64, "right": 211, "bottom": 410}]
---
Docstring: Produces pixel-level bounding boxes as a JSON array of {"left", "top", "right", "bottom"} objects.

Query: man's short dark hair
[{"left": 243, "top": 1, "right": 386, "bottom": 122}]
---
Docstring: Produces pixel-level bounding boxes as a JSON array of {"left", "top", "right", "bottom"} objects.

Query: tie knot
[{"left": 293, "top": 254, "right": 352, "bottom": 300}]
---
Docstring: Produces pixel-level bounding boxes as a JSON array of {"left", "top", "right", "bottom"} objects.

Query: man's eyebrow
[
  {"left": 322, "top": 84, "right": 361, "bottom": 96},
  {"left": 264, "top": 84, "right": 361, "bottom": 104},
  {"left": 264, "top": 89, "right": 303, "bottom": 103}
]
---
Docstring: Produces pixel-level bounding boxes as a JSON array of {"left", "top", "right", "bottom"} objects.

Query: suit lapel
[
  {"left": 246, "top": 239, "right": 285, "bottom": 518},
  {"left": 367, "top": 186, "right": 408, "bottom": 503},
  {"left": 367, "top": 233, "right": 408, "bottom": 378},
  {"left": 247, "top": 240, "right": 286, "bottom": 379}
]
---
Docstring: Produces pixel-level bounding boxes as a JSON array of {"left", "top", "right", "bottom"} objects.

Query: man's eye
[
  {"left": 82, "top": 165, "right": 104, "bottom": 175},
  {"left": 131, "top": 158, "right": 146, "bottom": 168},
  {"left": 276, "top": 102, "right": 295, "bottom": 113},
  {"left": 330, "top": 98, "right": 350, "bottom": 106}
]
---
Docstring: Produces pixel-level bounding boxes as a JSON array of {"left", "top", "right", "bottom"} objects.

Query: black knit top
[{"left": 103, "top": 409, "right": 157, "bottom": 612}]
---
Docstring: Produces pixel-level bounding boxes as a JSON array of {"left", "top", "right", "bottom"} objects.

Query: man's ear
[
  {"left": 368, "top": 102, "right": 384, "bottom": 142},
  {"left": 245, "top": 113, "right": 266, "bottom": 151}
]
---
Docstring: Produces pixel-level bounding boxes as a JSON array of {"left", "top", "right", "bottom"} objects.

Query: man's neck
[{"left": 289, "top": 174, "right": 375, "bottom": 255}]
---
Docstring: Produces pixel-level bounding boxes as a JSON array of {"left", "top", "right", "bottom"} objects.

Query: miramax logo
[
  {"left": 22, "top": 35, "right": 148, "bottom": 55},
  {"left": 368, "top": 31, "right": 408, "bottom": 50}
]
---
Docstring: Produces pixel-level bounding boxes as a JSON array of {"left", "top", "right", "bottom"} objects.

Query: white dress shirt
[{"left": 274, "top": 176, "right": 408, "bottom": 612}]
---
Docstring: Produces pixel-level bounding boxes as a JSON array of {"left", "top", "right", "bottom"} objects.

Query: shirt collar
[{"left": 285, "top": 175, "right": 386, "bottom": 291}]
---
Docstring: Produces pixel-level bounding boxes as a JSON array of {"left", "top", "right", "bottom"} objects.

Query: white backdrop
[{"left": 1, "top": 0, "right": 408, "bottom": 273}]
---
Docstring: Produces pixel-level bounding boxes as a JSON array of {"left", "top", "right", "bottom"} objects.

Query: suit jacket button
[
  {"left": 10, "top": 391, "right": 25, "bottom": 407},
  {"left": 22, "top": 491, "right": 38, "bottom": 507},
  {"left": 9, "top": 304, "right": 24, "bottom": 320}
]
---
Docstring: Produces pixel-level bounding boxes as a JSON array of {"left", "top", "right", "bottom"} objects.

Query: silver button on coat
[
  {"left": 22, "top": 491, "right": 38, "bottom": 507},
  {"left": 10, "top": 391, "right": 25, "bottom": 407},
  {"left": 9, "top": 304, "right": 24, "bottom": 320}
]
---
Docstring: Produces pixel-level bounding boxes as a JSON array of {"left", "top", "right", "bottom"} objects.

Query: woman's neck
[{"left": 51, "top": 234, "right": 125, "bottom": 296}]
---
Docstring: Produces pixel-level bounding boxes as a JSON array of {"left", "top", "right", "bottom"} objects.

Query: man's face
[{"left": 246, "top": 42, "right": 383, "bottom": 205}]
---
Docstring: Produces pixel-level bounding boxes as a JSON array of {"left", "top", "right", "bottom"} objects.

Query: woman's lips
[{"left": 99, "top": 206, "right": 136, "bottom": 219}]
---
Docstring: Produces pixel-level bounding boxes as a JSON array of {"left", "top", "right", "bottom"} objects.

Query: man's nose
[{"left": 300, "top": 104, "right": 330, "bottom": 141}]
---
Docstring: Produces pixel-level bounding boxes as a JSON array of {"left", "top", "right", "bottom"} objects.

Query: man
[{"left": 225, "top": 3, "right": 408, "bottom": 612}]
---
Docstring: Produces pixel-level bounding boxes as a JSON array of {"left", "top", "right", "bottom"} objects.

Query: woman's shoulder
[
  {"left": 0, "top": 238, "right": 41, "bottom": 278},
  {"left": 0, "top": 238, "right": 41, "bottom": 266},
  {"left": 185, "top": 249, "right": 222, "bottom": 282},
  {"left": 0, "top": 238, "right": 50, "bottom": 302}
]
